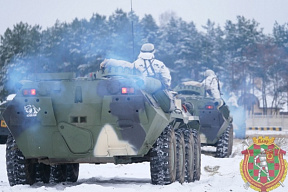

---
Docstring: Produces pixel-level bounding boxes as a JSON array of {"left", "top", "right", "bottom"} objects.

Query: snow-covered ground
[{"left": 0, "top": 136, "right": 287, "bottom": 192}]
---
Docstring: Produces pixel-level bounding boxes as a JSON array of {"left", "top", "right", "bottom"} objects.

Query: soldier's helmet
[
  {"left": 138, "top": 43, "right": 155, "bottom": 60},
  {"left": 140, "top": 43, "right": 155, "bottom": 54},
  {"left": 204, "top": 69, "right": 215, "bottom": 77}
]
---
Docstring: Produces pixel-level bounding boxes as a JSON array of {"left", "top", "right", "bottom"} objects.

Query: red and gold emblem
[{"left": 240, "top": 136, "right": 287, "bottom": 192}]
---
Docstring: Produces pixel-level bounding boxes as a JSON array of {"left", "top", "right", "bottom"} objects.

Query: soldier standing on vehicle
[
  {"left": 202, "top": 69, "right": 223, "bottom": 108},
  {"left": 133, "top": 43, "right": 171, "bottom": 88}
]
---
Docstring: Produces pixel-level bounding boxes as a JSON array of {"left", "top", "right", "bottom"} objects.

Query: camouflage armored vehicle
[
  {"left": 0, "top": 106, "right": 9, "bottom": 144},
  {"left": 3, "top": 59, "right": 201, "bottom": 186},
  {"left": 174, "top": 81, "right": 233, "bottom": 158},
  {"left": 0, "top": 94, "right": 16, "bottom": 144}
]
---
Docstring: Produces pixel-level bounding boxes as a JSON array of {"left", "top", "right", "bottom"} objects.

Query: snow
[
  {"left": 0, "top": 138, "right": 287, "bottom": 191},
  {"left": 6, "top": 94, "right": 16, "bottom": 101},
  {"left": 0, "top": 94, "right": 16, "bottom": 106}
]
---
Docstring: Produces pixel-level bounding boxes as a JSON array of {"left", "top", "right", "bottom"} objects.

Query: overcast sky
[{"left": 0, "top": 0, "right": 287, "bottom": 35}]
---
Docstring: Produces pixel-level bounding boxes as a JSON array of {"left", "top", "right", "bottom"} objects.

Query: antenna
[
  {"left": 130, "top": 0, "right": 135, "bottom": 61},
  {"left": 130, "top": 0, "right": 133, "bottom": 12}
]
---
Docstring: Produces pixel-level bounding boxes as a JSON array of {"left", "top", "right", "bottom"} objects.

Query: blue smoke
[{"left": 222, "top": 91, "right": 246, "bottom": 139}]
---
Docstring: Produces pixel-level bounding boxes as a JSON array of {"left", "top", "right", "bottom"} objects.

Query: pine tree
[{"left": 0, "top": 22, "right": 41, "bottom": 97}]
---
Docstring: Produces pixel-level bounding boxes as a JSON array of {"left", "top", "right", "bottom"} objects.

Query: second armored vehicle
[
  {"left": 174, "top": 81, "right": 233, "bottom": 158},
  {"left": 0, "top": 94, "right": 15, "bottom": 144}
]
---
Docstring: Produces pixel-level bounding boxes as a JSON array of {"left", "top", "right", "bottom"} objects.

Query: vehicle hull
[{"left": 3, "top": 79, "right": 171, "bottom": 164}]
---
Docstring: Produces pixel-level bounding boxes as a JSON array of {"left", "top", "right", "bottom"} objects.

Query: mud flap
[{"left": 218, "top": 104, "right": 230, "bottom": 120}]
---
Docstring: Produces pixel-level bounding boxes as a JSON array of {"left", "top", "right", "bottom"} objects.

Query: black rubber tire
[
  {"left": 6, "top": 133, "right": 36, "bottom": 186},
  {"left": 66, "top": 164, "right": 79, "bottom": 182},
  {"left": 227, "top": 124, "right": 233, "bottom": 156},
  {"left": 192, "top": 129, "right": 201, "bottom": 181},
  {"left": 50, "top": 164, "right": 67, "bottom": 183},
  {"left": 6, "top": 134, "right": 16, "bottom": 185},
  {"left": 50, "top": 163, "right": 79, "bottom": 183},
  {"left": 216, "top": 124, "right": 233, "bottom": 158},
  {"left": 175, "top": 130, "right": 185, "bottom": 184},
  {"left": 182, "top": 129, "right": 195, "bottom": 182},
  {"left": 35, "top": 163, "right": 51, "bottom": 183},
  {"left": 150, "top": 126, "right": 177, "bottom": 185}
]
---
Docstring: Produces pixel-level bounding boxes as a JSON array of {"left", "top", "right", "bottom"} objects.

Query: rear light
[
  {"left": 121, "top": 87, "right": 134, "bottom": 94},
  {"left": 205, "top": 105, "right": 214, "bottom": 110},
  {"left": 23, "top": 89, "right": 37, "bottom": 96}
]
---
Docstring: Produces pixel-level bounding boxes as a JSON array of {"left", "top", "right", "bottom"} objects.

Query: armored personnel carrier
[
  {"left": 0, "top": 108, "right": 9, "bottom": 144},
  {"left": 3, "top": 59, "right": 201, "bottom": 186},
  {"left": 0, "top": 94, "right": 15, "bottom": 144},
  {"left": 174, "top": 81, "right": 233, "bottom": 158}
]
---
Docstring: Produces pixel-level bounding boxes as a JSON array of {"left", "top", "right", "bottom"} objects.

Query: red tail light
[
  {"left": 121, "top": 87, "right": 134, "bottom": 94},
  {"left": 205, "top": 105, "right": 214, "bottom": 110},
  {"left": 23, "top": 89, "right": 37, "bottom": 96}
]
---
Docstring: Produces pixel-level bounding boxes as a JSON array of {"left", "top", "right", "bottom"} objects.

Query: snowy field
[{"left": 0, "top": 133, "right": 287, "bottom": 192}]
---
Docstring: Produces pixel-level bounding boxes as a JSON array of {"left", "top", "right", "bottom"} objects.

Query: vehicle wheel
[
  {"left": 175, "top": 130, "right": 185, "bottom": 184},
  {"left": 6, "top": 133, "right": 36, "bottom": 186},
  {"left": 192, "top": 129, "right": 201, "bottom": 181},
  {"left": 50, "top": 164, "right": 67, "bottom": 183},
  {"left": 227, "top": 124, "right": 233, "bottom": 156},
  {"left": 50, "top": 163, "right": 79, "bottom": 183},
  {"left": 35, "top": 163, "right": 51, "bottom": 183},
  {"left": 150, "top": 126, "right": 177, "bottom": 185},
  {"left": 66, "top": 164, "right": 79, "bottom": 182},
  {"left": 216, "top": 124, "right": 233, "bottom": 158},
  {"left": 182, "top": 129, "right": 195, "bottom": 182}
]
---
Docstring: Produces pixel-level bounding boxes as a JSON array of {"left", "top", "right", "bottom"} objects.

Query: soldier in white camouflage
[
  {"left": 202, "top": 69, "right": 223, "bottom": 108},
  {"left": 133, "top": 43, "right": 171, "bottom": 88}
]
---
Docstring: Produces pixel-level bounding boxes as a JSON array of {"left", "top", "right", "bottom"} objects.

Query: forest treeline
[{"left": 0, "top": 9, "right": 288, "bottom": 110}]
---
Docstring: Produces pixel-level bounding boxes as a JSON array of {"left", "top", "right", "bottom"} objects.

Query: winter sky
[{"left": 0, "top": 0, "right": 287, "bottom": 35}]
